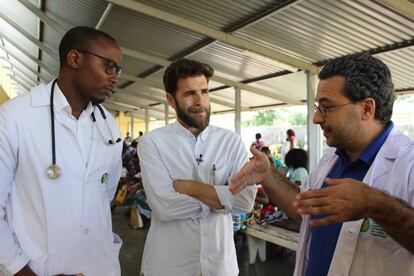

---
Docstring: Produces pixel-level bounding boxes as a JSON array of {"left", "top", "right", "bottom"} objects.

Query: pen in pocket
[{"left": 211, "top": 164, "right": 216, "bottom": 185}]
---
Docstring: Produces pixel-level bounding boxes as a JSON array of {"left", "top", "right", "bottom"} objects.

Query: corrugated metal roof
[
  {"left": 376, "top": 46, "right": 414, "bottom": 90},
  {"left": 236, "top": 0, "right": 414, "bottom": 63},
  {"left": 1, "top": 0, "right": 413, "bottom": 115}
]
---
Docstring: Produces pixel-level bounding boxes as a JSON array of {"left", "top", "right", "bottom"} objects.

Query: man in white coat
[
  {"left": 138, "top": 59, "right": 256, "bottom": 276},
  {"left": 0, "top": 26, "right": 123, "bottom": 276},
  {"left": 230, "top": 53, "right": 414, "bottom": 275}
]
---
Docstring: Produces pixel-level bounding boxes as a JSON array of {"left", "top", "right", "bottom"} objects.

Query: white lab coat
[
  {"left": 294, "top": 127, "right": 414, "bottom": 276},
  {"left": 0, "top": 81, "right": 123, "bottom": 276}
]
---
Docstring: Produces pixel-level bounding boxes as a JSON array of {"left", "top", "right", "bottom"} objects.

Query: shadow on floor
[{"left": 113, "top": 206, "right": 295, "bottom": 275}]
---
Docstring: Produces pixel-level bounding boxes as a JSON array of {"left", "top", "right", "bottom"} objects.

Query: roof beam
[
  {"left": 121, "top": 48, "right": 301, "bottom": 105},
  {"left": 0, "top": 36, "right": 56, "bottom": 74},
  {"left": 1, "top": 47, "right": 48, "bottom": 82},
  {"left": 105, "top": 100, "right": 165, "bottom": 120},
  {"left": 119, "top": 86, "right": 168, "bottom": 104},
  {"left": 0, "top": 10, "right": 58, "bottom": 58},
  {"left": 17, "top": 0, "right": 68, "bottom": 36},
  {"left": 121, "top": 72, "right": 241, "bottom": 108},
  {"left": 96, "top": 3, "right": 114, "bottom": 29},
  {"left": 376, "top": 0, "right": 414, "bottom": 20},
  {"left": 110, "top": 0, "right": 317, "bottom": 73},
  {"left": 111, "top": 92, "right": 166, "bottom": 114}
]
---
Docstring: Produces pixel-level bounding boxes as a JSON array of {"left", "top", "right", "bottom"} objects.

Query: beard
[
  {"left": 175, "top": 99, "right": 211, "bottom": 132},
  {"left": 322, "top": 110, "right": 361, "bottom": 150}
]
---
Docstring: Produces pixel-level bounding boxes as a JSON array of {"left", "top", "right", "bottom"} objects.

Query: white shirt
[
  {"left": 138, "top": 122, "right": 256, "bottom": 276},
  {"left": 294, "top": 126, "right": 414, "bottom": 276},
  {"left": 0, "top": 81, "right": 123, "bottom": 276}
]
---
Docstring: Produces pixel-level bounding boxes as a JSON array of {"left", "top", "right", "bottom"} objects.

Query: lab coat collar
[{"left": 31, "top": 80, "right": 94, "bottom": 117}]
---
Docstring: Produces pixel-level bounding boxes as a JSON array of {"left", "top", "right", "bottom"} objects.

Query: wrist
[
  {"left": 365, "top": 187, "right": 386, "bottom": 219},
  {"left": 261, "top": 167, "right": 276, "bottom": 188}
]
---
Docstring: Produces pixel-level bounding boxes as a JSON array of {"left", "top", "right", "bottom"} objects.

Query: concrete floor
[{"left": 112, "top": 206, "right": 295, "bottom": 276}]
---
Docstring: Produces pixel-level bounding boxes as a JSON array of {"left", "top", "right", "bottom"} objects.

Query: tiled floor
[{"left": 113, "top": 206, "right": 295, "bottom": 276}]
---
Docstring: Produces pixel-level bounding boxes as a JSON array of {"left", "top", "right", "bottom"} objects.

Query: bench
[{"left": 242, "top": 223, "right": 299, "bottom": 264}]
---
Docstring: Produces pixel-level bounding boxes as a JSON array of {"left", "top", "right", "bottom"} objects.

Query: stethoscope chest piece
[{"left": 46, "top": 164, "right": 61, "bottom": 179}]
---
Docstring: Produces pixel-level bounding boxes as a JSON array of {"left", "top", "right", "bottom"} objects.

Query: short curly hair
[
  {"left": 285, "top": 148, "right": 308, "bottom": 170},
  {"left": 319, "top": 53, "right": 395, "bottom": 124},
  {"left": 163, "top": 59, "right": 214, "bottom": 96}
]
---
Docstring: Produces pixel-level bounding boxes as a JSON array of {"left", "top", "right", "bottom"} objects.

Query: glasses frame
[
  {"left": 75, "top": 49, "right": 122, "bottom": 78},
  {"left": 314, "top": 102, "right": 354, "bottom": 117}
]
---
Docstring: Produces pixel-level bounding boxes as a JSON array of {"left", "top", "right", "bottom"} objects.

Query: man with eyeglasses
[
  {"left": 0, "top": 26, "right": 123, "bottom": 275},
  {"left": 230, "top": 53, "right": 414, "bottom": 276}
]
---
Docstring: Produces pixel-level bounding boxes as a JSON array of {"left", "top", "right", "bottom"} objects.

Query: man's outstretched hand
[{"left": 229, "top": 146, "right": 270, "bottom": 194}]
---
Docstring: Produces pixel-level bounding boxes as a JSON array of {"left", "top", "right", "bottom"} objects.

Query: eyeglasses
[
  {"left": 314, "top": 102, "right": 354, "bottom": 117},
  {"left": 76, "top": 49, "right": 123, "bottom": 78}
]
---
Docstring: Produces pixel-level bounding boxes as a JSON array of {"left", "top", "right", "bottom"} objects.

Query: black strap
[{"left": 50, "top": 79, "right": 58, "bottom": 166}]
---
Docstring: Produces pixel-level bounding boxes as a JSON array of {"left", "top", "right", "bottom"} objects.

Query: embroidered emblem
[
  {"left": 360, "top": 217, "right": 387, "bottom": 238},
  {"left": 101, "top": 173, "right": 109, "bottom": 184},
  {"left": 360, "top": 217, "right": 371, "bottom": 233}
]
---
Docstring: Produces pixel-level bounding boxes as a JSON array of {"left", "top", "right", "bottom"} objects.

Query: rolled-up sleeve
[
  {"left": 138, "top": 135, "right": 210, "bottom": 222},
  {"left": 214, "top": 135, "right": 256, "bottom": 214}
]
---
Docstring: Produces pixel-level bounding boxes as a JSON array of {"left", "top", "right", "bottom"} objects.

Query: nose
[
  {"left": 109, "top": 73, "right": 119, "bottom": 85},
  {"left": 312, "top": 110, "right": 324, "bottom": 125},
  {"left": 193, "top": 91, "right": 204, "bottom": 106}
]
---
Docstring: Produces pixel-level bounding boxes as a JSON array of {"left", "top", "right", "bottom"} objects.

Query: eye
[
  {"left": 106, "top": 62, "right": 116, "bottom": 73},
  {"left": 201, "top": 89, "right": 209, "bottom": 94}
]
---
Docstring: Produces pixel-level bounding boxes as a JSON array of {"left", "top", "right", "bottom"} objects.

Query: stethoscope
[{"left": 46, "top": 79, "right": 121, "bottom": 179}]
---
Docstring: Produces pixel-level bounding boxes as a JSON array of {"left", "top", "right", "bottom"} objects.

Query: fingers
[
  {"left": 296, "top": 188, "right": 329, "bottom": 200},
  {"left": 309, "top": 215, "right": 340, "bottom": 227},
  {"left": 249, "top": 145, "right": 261, "bottom": 156}
]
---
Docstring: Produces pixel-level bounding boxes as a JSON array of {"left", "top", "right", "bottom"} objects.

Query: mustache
[
  {"left": 187, "top": 106, "right": 208, "bottom": 113},
  {"left": 321, "top": 125, "right": 332, "bottom": 132}
]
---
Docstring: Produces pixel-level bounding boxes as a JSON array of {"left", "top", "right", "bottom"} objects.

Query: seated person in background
[{"left": 284, "top": 148, "right": 309, "bottom": 186}]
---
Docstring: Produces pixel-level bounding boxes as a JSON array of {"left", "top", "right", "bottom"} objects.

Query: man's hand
[
  {"left": 293, "top": 178, "right": 374, "bottom": 227},
  {"left": 229, "top": 146, "right": 270, "bottom": 194}
]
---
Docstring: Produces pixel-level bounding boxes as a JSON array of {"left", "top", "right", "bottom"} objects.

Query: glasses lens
[
  {"left": 106, "top": 62, "right": 122, "bottom": 77},
  {"left": 106, "top": 62, "right": 116, "bottom": 75},
  {"left": 116, "top": 67, "right": 122, "bottom": 77}
]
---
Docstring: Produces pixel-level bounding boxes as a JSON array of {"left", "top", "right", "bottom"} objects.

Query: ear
[
  {"left": 66, "top": 49, "right": 82, "bottom": 69},
  {"left": 361, "top": 97, "right": 376, "bottom": 121},
  {"left": 166, "top": 93, "right": 176, "bottom": 110}
]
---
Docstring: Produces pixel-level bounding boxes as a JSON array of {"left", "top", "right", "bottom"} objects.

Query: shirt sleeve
[
  {"left": 214, "top": 134, "right": 256, "bottom": 214},
  {"left": 292, "top": 167, "right": 309, "bottom": 185},
  {"left": 0, "top": 105, "right": 30, "bottom": 274},
  {"left": 138, "top": 135, "right": 210, "bottom": 222}
]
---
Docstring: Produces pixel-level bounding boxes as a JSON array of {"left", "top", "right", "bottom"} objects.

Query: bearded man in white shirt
[{"left": 138, "top": 59, "right": 256, "bottom": 276}]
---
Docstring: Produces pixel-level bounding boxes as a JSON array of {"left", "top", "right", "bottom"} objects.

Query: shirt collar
[
  {"left": 53, "top": 81, "right": 94, "bottom": 118},
  {"left": 173, "top": 121, "right": 210, "bottom": 142},
  {"left": 335, "top": 121, "right": 394, "bottom": 165}
]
